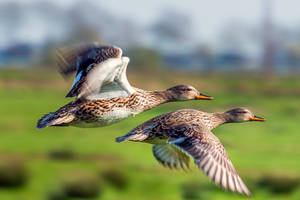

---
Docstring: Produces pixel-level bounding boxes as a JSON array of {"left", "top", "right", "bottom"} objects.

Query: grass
[{"left": 0, "top": 68, "right": 299, "bottom": 199}]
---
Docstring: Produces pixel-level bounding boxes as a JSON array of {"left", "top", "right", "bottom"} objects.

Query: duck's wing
[
  {"left": 152, "top": 144, "right": 190, "bottom": 170},
  {"left": 170, "top": 133, "right": 251, "bottom": 197},
  {"left": 57, "top": 43, "right": 135, "bottom": 99}
]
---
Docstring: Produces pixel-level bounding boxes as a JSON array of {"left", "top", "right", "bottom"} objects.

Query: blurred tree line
[{"left": 0, "top": 0, "right": 300, "bottom": 74}]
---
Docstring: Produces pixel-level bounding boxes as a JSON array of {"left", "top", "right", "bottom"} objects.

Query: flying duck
[
  {"left": 116, "top": 108, "right": 266, "bottom": 196},
  {"left": 37, "top": 43, "right": 213, "bottom": 129}
]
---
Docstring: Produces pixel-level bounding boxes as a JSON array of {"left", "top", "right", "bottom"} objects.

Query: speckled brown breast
[{"left": 66, "top": 89, "right": 166, "bottom": 127}]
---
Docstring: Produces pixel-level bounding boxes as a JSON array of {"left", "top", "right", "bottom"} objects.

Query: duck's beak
[
  {"left": 195, "top": 93, "right": 214, "bottom": 100},
  {"left": 250, "top": 115, "right": 266, "bottom": 122}
]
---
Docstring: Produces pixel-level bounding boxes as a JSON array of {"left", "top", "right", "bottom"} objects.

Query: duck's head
[
  {"left": 166, "top": 84, "right": 214, "bottom": 101},
  {"left": 225, "top": 108, "right": 265, "bottom": 122}
]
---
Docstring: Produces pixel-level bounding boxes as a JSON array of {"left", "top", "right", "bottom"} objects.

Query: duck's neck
[
  {"left": 209, "top": 112, "right": 234, "bottom": 130},
  {"left": 141, "top": 90, "right": 175, "bottom": 110}
]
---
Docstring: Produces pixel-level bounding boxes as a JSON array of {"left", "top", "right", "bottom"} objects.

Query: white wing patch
[
  {"left": 115, "top": 57, "right": 136, "bottom": 95},
  {"left": 84, "top": 57, "right": 136, "bottom": 100},
  {"left": 58, "top": 44, "right": 136, "bottom": 100},
  {"left": 87, "top": 82, "right": 128, "bottom": 100}
]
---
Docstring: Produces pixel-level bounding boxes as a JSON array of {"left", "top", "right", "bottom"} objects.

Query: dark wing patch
[
  {"left": 173, "top": 136, "right": 251, "bottom": 197},
  {"left": 57, "top": 43, "right": 94, "bottom": 76},
  {"left": 56, "top": 43, "right": 122, "bottom": 98},
  {"left": 57, "top": 43, "right": 122, "bottom": 77},
  {"left": 65, "top": 72, "right": 86, "bottom": 98}
]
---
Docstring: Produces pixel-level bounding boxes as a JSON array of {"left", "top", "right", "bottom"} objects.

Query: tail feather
[
  {"left": 36, "top": 112, "right": 75, "bottom": 129},
  {"left": 115, "top": 132, "right": 148, "bottom": 143},
  {"left": 115, "top": 135, "right": 129, "bottom": 143}
]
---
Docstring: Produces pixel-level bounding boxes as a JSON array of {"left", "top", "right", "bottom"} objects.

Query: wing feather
[
  {"left": 173, "top": 136, "right": 251, "bottom": 196},
  {"left": 56, "top": 43, "right": 135, "bottom": 99},
  {"left": 57, "top": 43, "right": 121, "bottom": 77},
  {"left": 152, "top": 144, "right": 190, "bottom": 170}
]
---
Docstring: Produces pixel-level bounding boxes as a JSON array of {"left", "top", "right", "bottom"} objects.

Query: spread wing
[
  {"left": 170, "top": 134, "right": 251, "bottom": 196},
  {"left": 56, "top": 43, "right": 135, "bottom": 99}
]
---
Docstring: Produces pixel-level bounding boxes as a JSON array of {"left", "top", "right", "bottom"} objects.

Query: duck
[
  {"left": 37, "top": 43, "right": 213, "bottom": 129},
  {"left": 115, "top": 108, "right": 266, "bottom": 196}
]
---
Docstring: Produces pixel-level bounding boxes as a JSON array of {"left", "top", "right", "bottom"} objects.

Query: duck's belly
[{"left": 73, "top": 108, "right": 141, "bottom": 128}]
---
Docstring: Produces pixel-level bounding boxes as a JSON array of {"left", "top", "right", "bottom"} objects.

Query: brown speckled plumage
[
  {"left": 70, "top": 89, "right": 169, "bottom": 122},
  {"left": 116, "top": 108, "right": 265, "bottom": 196},
  {"left": 37, "top": 85, "right": 211, "bottom": 128}
]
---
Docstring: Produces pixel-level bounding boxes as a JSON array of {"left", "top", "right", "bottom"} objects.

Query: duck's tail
[
  {"left": 115, "top": 132, "right": 148, "bottom": 143},
  {"left": 36, "top": 111, "right": 75, "bottom": 129}
]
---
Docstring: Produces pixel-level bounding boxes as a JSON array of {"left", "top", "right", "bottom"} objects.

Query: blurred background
[{"left": 0, "top": 0, "right": 300, "bottom": 199}]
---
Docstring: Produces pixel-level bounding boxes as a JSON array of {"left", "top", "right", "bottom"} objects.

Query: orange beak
[
  {"left": 250, "top": 115, "right": 266, "bottom": 122},
  {"left": 195, "top": 93, "right": 214, "bottom": 100}
]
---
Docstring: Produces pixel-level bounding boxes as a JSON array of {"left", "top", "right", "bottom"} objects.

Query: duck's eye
[{"left": 186, "top": 88, "right": 193, "bottom": 91}]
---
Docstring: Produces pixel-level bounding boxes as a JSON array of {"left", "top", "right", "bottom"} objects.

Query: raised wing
[{"left": 56, "top": 43, "right": 135, "bottom": 99}]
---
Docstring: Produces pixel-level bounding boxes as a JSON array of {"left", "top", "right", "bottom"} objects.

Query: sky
[
  {"left": 100, "top": 0, "right": 300, "bottom": 42},
  {"left": 1, "top": 0, "right": 300, "bottom": 45}
]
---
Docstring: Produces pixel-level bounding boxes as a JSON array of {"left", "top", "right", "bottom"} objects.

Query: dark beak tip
[
  {"left": 253, "top": 115, "right": 266, "bottom": 122},
  {"left": 197, "top": 93, "right": 214, "bottom": 100}
]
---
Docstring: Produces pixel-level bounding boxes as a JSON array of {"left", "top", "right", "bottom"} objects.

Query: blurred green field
[{"left": 0, "top": 68, "right": 300, "bottom": 200}]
